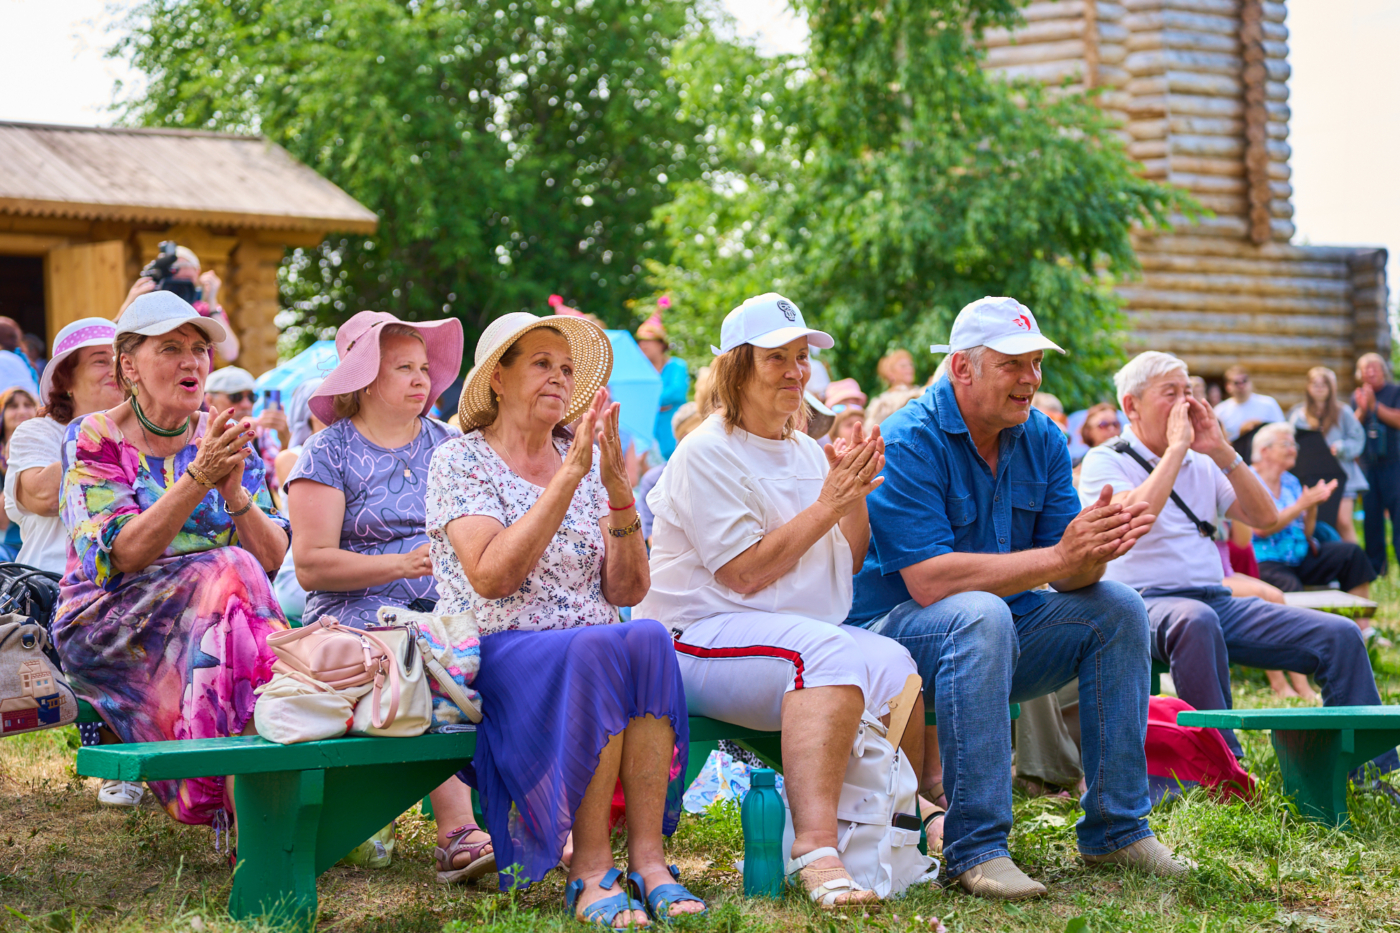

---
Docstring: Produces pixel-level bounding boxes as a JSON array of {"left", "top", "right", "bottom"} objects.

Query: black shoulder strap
[{"left": 1106, "top": 438, "right": 1217, "bottom": 538}]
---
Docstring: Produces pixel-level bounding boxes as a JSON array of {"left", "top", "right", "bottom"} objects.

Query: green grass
[{"left": 4, "top": 584, "right": 1400, "bottom": 931}]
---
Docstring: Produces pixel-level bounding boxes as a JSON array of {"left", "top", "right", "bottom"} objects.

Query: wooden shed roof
[{"left": 0, "top": 121, "right": 378, "bottom": 235}]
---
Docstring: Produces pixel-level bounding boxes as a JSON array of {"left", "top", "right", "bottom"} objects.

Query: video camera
[{"left": 140, "top": 241, "right": 198, "bottom": 304}]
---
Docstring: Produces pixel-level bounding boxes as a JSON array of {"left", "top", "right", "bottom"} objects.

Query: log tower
[{"left": 981, "top": 0, "right": 1389, "bottom": 404}]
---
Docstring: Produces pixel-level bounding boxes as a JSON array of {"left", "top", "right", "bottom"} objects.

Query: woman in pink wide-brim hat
[{"left": 290, "top": 310, "right": 494, "bottom": 883}]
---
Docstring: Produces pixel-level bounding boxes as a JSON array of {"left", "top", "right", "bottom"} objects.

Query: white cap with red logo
[{"left": 930, "top": 296, "right": 1065, "bottom": 357}]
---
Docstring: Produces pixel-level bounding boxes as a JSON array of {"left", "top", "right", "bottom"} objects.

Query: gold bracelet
[
  {"left": 185, "top": 464, "right": 215, "bottom": 488},
  {"left": 607, "top": 514, "right": 643, "bottom": 538}
]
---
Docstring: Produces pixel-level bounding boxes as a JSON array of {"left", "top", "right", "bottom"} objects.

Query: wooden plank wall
[{"left": 979, "top": 0, "right": 1390, "bottom": 407}]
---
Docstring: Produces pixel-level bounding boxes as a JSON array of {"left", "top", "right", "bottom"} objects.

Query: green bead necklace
[{"left": 131, "top": 395, "right": 191, "bottom": 438}]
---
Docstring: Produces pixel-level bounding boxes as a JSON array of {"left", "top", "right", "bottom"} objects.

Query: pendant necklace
[{"left": 358, "top": 417, "right": 419, "bottom": 479}]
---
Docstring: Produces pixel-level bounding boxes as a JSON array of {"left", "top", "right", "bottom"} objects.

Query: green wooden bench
[
  {"left": 75, "top": 704, "right": 1025, "bottom": 928},
  {"left": 1175, "top": 706, "right": 1400, "bottom": 827}
]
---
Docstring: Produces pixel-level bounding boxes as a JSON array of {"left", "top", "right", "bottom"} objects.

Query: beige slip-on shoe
[
  {"left": 954, "top": 857, "right": 1047, "bottom": 899},
  {"left": 1081, "top": 837, "right": 1194, "bottom": 877}
]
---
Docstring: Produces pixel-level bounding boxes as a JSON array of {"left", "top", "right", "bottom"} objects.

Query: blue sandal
[
  {"left": 628, "top": 866, "right": 708, "bottom": 923},
  {"left": 564, "top": 867, "right": 644, "bottom": 928}
]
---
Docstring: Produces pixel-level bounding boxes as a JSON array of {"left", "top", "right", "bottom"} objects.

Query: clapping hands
[{"left": 818, "top": 422, "right": 885, "bottom": 517}]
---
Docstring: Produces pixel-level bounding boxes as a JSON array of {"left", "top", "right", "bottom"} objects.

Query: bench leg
[
  {"left": 230, "top": 769, "right": 323, "bottom": 930},
  {"left": 1271, "top": 728, "right": 1400, "bottom": 828}
]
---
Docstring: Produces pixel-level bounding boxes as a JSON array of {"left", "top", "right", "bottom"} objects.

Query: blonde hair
[
  {"left": 877, "top": 349, "right": 914, "bottom": 388},
  {"left": 114, "top": 332, "right": 148, "bottom": 399},
  {"left": 703, "top": 345, "right": 807, "bottom": 439},
  {"left": 1302, "top": 366, "right": 1341, "bottom": 434},
  {"left": 332, "top": 323, "right": 425, "bottom": 421}
]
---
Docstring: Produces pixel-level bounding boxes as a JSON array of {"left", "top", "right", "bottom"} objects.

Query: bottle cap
[{"left": 751, "top": 768, "right": 776, "bottom": 787}]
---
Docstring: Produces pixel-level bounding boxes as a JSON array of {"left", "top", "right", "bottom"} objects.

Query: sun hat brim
[
  {"left": 40, "top": 318, "right": 116, "bottom": 406},
  {"left": 984, "top": 333, "right": 1065, "bottom": 356},
  {"left": 711, "top": 325, "right": 835, "bottom": 355},
  {"left": 458, "top": 315, "right": 614, "bottom": 430},
  {"left": 309, "top": 314, "right": 465, "bottom": 425}
]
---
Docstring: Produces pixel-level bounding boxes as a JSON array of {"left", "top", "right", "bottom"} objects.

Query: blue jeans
[
  {"left": 1141, "top": 585, "right": 1400, "bottom": 774},
  {"left": 858, "top": 581, "right": 1153, "bottom": 877}
]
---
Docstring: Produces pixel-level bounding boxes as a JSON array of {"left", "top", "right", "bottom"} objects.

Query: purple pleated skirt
[{"left": 462, "top": 618, "right": 689, "bottom": 890}]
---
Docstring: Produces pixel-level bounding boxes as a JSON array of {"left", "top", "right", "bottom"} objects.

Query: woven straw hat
[{"left": 458, "top": 312, "right": 613, "bottom": 430}]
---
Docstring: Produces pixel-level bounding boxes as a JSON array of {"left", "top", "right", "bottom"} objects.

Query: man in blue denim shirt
[{"left": 848, "top": 297, "right": 1182, "bottom": 899}]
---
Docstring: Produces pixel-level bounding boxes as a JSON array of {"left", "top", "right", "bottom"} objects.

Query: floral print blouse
[
  {"left": 425, "top": 431, "right": 615, "bottom": 633},
  {"left": 61, "top": 410, "right": 287, "bottom": 592}
]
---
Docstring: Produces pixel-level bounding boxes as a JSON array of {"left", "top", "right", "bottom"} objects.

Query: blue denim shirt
[{"left": 848, "top": 378, "right": 1081, "bottom": 624}]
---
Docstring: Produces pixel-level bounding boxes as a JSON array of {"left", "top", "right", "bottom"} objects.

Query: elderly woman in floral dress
[{"left": 53, "top": 292, "right": 288, "bottom": 827}]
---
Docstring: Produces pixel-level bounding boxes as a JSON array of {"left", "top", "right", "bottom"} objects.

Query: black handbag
[{"left": 0, "top": 563, "right": 63, "bottom": 668}]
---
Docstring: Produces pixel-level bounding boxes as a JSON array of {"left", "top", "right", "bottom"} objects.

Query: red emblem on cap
[{"left": 1012, "top": 314, "right": 1032, "bottom": 331}]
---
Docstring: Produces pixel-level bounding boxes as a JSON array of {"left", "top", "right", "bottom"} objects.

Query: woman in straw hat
[
  {"left": 426, "top": 312, "right": 703, "bottom": 926},
  {"left": 51, "top": 292, "right": 289, "bottom": 828},
  {"left": 638, "top": 293, "right": 921, "bottom": 908},
  {"left": 285, "top": 310, "right": 494, "bottom": 883}
]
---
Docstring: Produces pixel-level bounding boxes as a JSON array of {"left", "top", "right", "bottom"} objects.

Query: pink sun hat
[
  {"left": 309, "top": 310, "right": 465, "bottom": 425},
  {"left": 41, "top": 317, "right": 116, "bottom": 406}
]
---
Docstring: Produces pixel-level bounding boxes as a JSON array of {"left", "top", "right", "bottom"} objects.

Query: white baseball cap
[
  {"left": 929, "top": 296, "right": 1064, "bottom": 357},
  {"left": 205, "top": 366, "right": 257, "bottom": 395},
  {"left": 115, "top": 291, "right": 228, "bottom": 345},
  {"left": 711, "top": 292, "right": 835, "bottom": 355}
]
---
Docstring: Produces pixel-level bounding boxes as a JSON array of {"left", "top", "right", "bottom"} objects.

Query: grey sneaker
[
  {"left": 1082, "top": 837, "right": 1193, "bottom": 877},
  {"left": 954, "top": 857, "right": 1047, "bottom": 899}
]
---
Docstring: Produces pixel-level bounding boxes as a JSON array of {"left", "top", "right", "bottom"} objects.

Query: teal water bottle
[{"left": 741, "top": 768, "right": 786, "bottom": 897}]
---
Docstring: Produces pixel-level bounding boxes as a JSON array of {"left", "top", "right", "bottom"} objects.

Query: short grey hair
[
  {"left": 1114, "top": 351, "right": 1189, "bottom": 409},
  {"left": 1251, "top": 421, "right": 1295, "bottom": 461},
  {"left": 951, "top": 345, "right": 990, "bottom": 377}
]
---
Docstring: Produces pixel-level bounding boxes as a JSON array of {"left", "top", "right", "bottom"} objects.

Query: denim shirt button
[{"left": 999, "top": 537, "right": 1006, "bottom": 544}]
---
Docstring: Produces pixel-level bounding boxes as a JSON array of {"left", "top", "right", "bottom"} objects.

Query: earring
[{"left": 495, "top": 395, "right": 502, "bottom": 403}]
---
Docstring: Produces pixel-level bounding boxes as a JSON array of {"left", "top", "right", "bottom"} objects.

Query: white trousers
[{"left": 674, "top": 612, "right": 918, "bottom": 732}]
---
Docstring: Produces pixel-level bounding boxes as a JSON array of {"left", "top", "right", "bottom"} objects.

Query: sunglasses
[
  {"left": 830, "top": 403, "right": 864, "bottom": 414},
  {"left": 1091, "top": 420, "right": 1119, "bottom": 430},
  {"left": 220, "top": 391, "right": 258, "bottom": 404}
]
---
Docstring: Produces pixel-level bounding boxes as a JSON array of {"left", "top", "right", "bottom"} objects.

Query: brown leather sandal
[{"left": 434, "top": 823, "right": 496, "bottom": 884}]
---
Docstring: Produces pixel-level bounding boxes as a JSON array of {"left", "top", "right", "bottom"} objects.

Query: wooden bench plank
[
  {"left": 1177, "top": 705, "right": 1400, "bottom": 826},
  {"left": 76, "top": 733, "right": 477, "bottom": 782}
]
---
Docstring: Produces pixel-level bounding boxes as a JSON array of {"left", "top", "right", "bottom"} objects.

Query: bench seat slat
[
  {"left": 1176, "top": 706, "right": 1400, "bottom": 731},
  {"left": 76, "top": 732, "right": 477, "bottom": 782}
]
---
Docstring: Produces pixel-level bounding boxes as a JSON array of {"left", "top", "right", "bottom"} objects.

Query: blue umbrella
[
  {"left": 252, "top": 340, "right": 339, "bottom": 412},
  {"left": 605, "top": 330, "right": 661, "bottom": 453}
]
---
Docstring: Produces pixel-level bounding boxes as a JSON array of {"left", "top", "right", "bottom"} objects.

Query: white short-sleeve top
[
  {"left": 425, "top": 431, "right": 615, "bottom": 633},
  {"left": 636, "top": 413, "right": 854, "bottom": 633}
]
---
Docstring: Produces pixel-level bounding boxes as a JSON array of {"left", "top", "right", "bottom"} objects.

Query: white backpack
[{"left": 781, "top": 677, "right": 940, "bottom": 899}]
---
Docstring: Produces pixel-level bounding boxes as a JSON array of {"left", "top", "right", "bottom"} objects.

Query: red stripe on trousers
[{"left": 672, "top": 641, "right": 806, "bottom": 689}]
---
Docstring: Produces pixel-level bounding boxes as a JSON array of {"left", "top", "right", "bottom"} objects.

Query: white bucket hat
[
  {"left": 40, "top": 317, "right": 116, "bottom": 406},
  {"left": 930, "top": 297, "right": 1064, "bottom": 357},
  {"left": 205, "top": 366, "right": 257, "bottom": 395},
  {"left": 711, "top": 293, "right": 834, "bottom": 355}
]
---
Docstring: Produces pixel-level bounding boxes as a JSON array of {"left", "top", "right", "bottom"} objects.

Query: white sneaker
[{"left": 98, "top": 780, "right": 145, "bottom": 807}]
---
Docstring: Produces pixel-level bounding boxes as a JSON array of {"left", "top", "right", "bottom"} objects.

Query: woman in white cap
[
  {"left": 638, "top": 293, "right": 919, "bottom": 908},
  {"left": 284, "top": 310, "right": 493, "bottom": 883},
  {"left": 52, "top": 291, "right": 289, "bottom": 829},
  {"left": 426, "top": 311, "right": 702, "bottom": 926}
]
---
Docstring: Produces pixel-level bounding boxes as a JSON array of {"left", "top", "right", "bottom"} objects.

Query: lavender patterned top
[
  {"left": 426, "top": 431, "right": 615, "bottom": 633},
  {"left": 288, "top": 416, "right": 460, "bottom": 627}
]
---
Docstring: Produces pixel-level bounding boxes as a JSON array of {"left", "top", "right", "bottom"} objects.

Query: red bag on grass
[{"left": 1145, "top": 696, "right": 1255, "bottom": 803}]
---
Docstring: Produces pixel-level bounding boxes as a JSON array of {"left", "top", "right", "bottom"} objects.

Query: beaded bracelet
[
  {"left": 185, "top": 464, "right": 215, "bottom": 488},
  {"left": 607, "top": 514, "right": 643, "bottom": 538}
]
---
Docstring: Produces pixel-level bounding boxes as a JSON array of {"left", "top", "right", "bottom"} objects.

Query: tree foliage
[
  {"left": 115, "top": 0, "right": 705, "bottom": 350},
  {"left": 649, "top": 0, "right": 1192, "bottom": 407}
]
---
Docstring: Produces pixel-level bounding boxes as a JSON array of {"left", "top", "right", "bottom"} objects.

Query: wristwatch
[{"left": 1221, "top": 452, "right": 1245, "bottom": 476}]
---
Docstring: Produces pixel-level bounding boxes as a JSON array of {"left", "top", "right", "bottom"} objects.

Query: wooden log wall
[{"left": 978, "top": 0, "right": 1390, "bottom": 407}]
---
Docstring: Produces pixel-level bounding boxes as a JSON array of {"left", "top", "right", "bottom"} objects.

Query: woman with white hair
[{"left": 1247, "top": 422, "right": 1376, "bottom": 600}]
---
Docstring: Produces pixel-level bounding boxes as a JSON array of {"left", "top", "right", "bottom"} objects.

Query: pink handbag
[{"left": 266, "top": 617, "right": 402, "bottom": 729}]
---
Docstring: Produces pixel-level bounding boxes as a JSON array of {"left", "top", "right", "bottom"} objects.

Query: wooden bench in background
[{"left": 1176, "top": 706, "right": 1400, "bottom": 827}]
